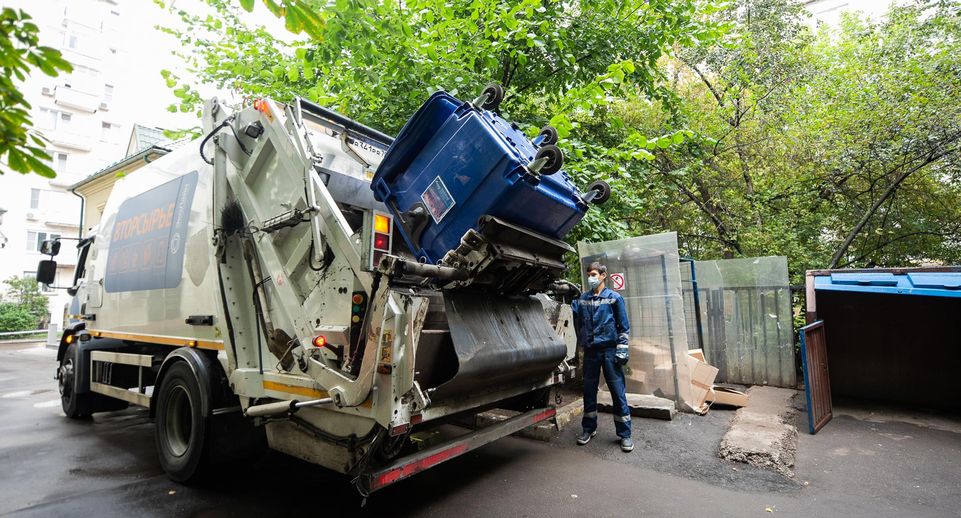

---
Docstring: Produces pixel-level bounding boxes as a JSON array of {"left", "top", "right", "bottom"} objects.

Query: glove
[{"left": 615, "top": 349, "right": 629, "bottom": 366}]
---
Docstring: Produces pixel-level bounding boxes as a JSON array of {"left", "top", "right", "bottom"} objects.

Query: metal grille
[{"left": 800, "top": 320, "right": 832, "bottom": 434}]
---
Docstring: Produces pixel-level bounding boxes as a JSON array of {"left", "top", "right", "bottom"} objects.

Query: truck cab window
[{"left": 71, "top": 237, "right": 93, "bottom": 288}]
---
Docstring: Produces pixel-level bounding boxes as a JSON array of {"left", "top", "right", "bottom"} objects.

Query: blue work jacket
[{"left": 572, "top": 287, "right": 630, "bottom": 349}]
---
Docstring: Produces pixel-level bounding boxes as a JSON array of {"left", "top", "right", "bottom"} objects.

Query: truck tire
[
  {"left": 155, "top": 361, "right": 210, "bottom": 482},
  {"left": 59, "top": 343, "right": 94, "bottom": 418}
]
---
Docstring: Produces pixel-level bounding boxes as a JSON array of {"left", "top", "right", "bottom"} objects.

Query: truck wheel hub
[{"left": 164, "top": 386, "right": 193, "bottom": 457}]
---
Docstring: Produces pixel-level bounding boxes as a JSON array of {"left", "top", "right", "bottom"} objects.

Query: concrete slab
[
  {"left": 552, "top": 398, "right": 583, "bottom": 431},
  {"left": 719, "top": 386, "right": 799, "bottom": 477},
  {"left": 597, "top": 391, "right": 676, "bottom": 420}
]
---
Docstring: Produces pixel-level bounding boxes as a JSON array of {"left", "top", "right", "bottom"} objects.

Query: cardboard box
[
  {"left": 687, "top": 348, "right": 706, "bottom": 362},
  {"left": 706, "top": 385, "right": 748, "bottom": 407},
  {"left": 684, "top": 353, "right": 719, "bottom": 410}
]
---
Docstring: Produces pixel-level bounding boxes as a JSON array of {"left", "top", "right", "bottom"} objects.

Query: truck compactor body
[{"left": 44, "top": 94, "right": 584, "bottom": 494}]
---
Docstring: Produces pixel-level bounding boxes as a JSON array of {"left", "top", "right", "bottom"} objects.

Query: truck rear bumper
[{"left": 357, "top": 406, "right": 556, "bottom": 494}]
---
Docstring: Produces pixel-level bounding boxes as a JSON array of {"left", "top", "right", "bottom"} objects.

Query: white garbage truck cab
[{"left": 40, "top": 96, "right": 580, "bottom": 494}]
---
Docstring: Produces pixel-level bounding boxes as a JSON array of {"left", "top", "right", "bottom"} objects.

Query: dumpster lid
[
  {"left": 814, "top": 270, "right": 961, "bottom": 298},
  {"left": 907, "top": 272, "right": 961, "bottom": 290},
  {"left": 828, "top": 272, "right": 898, "bottom": 286}
]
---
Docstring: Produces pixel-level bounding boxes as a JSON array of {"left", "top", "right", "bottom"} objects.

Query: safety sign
[{"left": 610, "top": 273, "right": 626, "bottom": 291}]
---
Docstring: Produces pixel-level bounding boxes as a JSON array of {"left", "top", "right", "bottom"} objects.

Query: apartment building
[{"left": 0, "top": 0, "right": 161, "bottom": 327}]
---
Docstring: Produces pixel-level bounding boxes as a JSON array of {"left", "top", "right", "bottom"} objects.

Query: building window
[
  {"left": 64, "top": 32, "right": 79, "bottom": 50},
  {"left": 27, "top": 231, "right": 61, "bottom": 253},
  {"left": 38, "top": 107, "right": 56, "bottom": 130},
  {"left": 43, "top": 151, "right": 68, "bottom": 173},
  {"left": 30, "top": 189, "right": 41, "bottom": 210},
  {"left": 38, "top": 108, "right": 72, "bottom": 131},
  {"left": 103, "top": 84, "right": 114, "bottom": 103}
]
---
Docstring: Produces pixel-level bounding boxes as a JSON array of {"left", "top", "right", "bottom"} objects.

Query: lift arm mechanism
[{"left": 204, "top": 98, "right": 389, "bottom": 407}]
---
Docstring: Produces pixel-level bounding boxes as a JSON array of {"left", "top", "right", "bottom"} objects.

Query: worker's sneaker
[
  {"left": 576, "top": 431, "right": 596, "bottom": 445},
  {"left": 620, "top": 437, "right": 634, "bottom": 452}
]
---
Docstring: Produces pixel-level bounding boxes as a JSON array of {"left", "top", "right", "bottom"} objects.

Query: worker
[{"left": 571, "top": 261, "right": 633, "bottom": 452}]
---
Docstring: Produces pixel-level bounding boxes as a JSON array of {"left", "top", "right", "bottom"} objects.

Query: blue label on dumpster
[
  {"left": 104, "top": 171, "right": 198, "bottom": 292},
  {"left": 421, "top": 176, "right": 455, "bottom": 224}
]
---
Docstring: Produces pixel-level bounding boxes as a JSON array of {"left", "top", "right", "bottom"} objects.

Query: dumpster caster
[
  {"left": 474, "top": 83, "right": 504, "bottom": 111},
  {"left": 585, "top": 180, "right": 611, "bottom": 205},
  {"left": 533, "top": 126, "right": 558, "bottom": 147},
  {"left": 531, "top": 144, "right": 564, "bottom": 175}
]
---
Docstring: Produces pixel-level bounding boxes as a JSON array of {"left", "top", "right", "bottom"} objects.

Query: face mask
[{"left": 587, "top": 276, "right": 601, "bottom": 290}]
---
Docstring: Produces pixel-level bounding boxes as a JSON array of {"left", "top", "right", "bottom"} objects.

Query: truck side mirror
[
  {"left": 37, "top": 260, "right": 57, "bottom": 285},
  {"left": 40, "top": 239, "right": 61, "bottom": 256}
]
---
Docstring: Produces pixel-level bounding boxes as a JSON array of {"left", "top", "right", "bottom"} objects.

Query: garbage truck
[{"left": 38, "top": 85, "right": 608, "bottom": 494}]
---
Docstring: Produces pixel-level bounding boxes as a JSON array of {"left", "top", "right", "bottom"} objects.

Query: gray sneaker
[
  {"left": 576, "top": 431, "right": 596, "bottom": 445},
  {"left": 620, "top": 437, "right": 634, "bottom": 452}
]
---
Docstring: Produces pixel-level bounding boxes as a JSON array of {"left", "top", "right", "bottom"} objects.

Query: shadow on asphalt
[{"left": 19, "top": 406, "right": 523, "bottom": 517}]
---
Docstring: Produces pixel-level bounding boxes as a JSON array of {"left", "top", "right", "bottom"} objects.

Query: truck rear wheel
[{"left": 156, "top": 361, "right": 209, "bottom": 482}]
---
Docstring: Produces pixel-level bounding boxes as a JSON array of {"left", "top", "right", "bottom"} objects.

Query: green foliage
[
  {"left": 0, "top": 276, "right": 49, "bottom": 332},
  {"left": 160, "top": 0, "right": 726, "bottom": 278},
  {"left": 614, "top": 0, "right": 961, "bottom": 283},
  {"left": 0, "top": 8, "right": 72, "bottom": 179},
  {"left": 162, "top": 0, "right": 961, "bottom": 285},
  {"left": 163, "top": 0, "right": 724, "bottom": 132},
  {"left": 0, "top": 304, "right": 38, "bottom": 334}
]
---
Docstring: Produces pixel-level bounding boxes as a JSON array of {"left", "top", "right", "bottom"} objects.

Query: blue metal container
[{"left": 371, "top": 91, "right": 588, "bottom": 264}]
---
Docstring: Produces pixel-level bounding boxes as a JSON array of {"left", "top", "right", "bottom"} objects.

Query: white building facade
[{"left": 0, "top": 0, "right": 164, "bottom": 328}]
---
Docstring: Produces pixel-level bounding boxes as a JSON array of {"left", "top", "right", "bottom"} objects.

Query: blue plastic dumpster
[{"left": 371, "top": 91, "right": 589, "bottom": 264}]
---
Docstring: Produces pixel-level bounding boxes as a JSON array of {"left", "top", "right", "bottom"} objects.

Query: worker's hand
[{"left": 615, "top": 349, "right": 629, "bottom": 366}]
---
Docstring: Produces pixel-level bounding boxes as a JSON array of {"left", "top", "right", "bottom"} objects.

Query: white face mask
[{"left": 587, "top": 275, "right": 601, "bottom": 290}]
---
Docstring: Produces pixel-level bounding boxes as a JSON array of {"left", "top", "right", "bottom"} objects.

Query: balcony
[
  {"left": 49, "top": 130, "right": 94, "bottom": 152},
  {"left": 54, "top": 86, "right": 99, "bottom": 113}
]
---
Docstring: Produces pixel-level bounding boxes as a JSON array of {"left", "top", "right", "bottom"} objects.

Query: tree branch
[{"left": 828, "top": 135, "right": 961, "bottom": 268}]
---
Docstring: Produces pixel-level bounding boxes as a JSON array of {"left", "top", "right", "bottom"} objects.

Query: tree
[
  {"left": 0, "top": 8, "right": 73, "bottom": 178},
  {"left": 160, "top": 0, "right": 961, "bottom": 284},
  {"left": 608, "top": 0, "right": 961, "bottom": 282},
  {"left": 158, "top": 0, "right": 726, "bottom": 275},
  {"left": 0, "top": 276, "right": 49, "bottom": 332}
]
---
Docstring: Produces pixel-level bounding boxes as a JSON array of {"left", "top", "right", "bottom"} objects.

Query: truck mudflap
[
  {"left": 433, "top": 291, "right": 567, "bottom": 401},
  {"left": 356, "top": 406, "right": 556, "bottom": 494}
]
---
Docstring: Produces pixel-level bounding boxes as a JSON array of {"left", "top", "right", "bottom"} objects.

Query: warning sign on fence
[{"left": 610, "top": 273, "right": 626, "bottom": 291}]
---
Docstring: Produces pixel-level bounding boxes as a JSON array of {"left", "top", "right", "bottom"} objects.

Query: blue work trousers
[{"left": 582, "top": 347, "right": 631, "bottom": 438}]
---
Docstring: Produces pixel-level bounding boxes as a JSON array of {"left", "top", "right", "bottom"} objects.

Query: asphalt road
[{"left": 2, "top": 343, "right": 959, "bottom": 517}]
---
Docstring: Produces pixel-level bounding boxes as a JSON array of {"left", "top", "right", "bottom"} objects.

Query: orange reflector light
[
  {"left": 312, "top": 335, "right": 327, "bottom": 348},
  {"left": 374, "top": 214, "right": 391, "bottom": 234},
  {"left": 64, "top": 334, "right": 74, "bottom": 344},
  {"left": 187, "top": 340, "right": 198, "bottom": 347}
]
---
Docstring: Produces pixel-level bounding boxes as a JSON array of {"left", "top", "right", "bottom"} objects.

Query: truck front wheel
[
  {"left": 59, "top": 343, "right": 93, "bottom": 418},
  {"left": 155, "top": 361, "right": 209, "bottom": 482}
]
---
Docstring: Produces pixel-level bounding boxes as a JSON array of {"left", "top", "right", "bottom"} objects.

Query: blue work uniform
[{"left": 572, "top": 286, "right": 632, "bottom": 439}]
